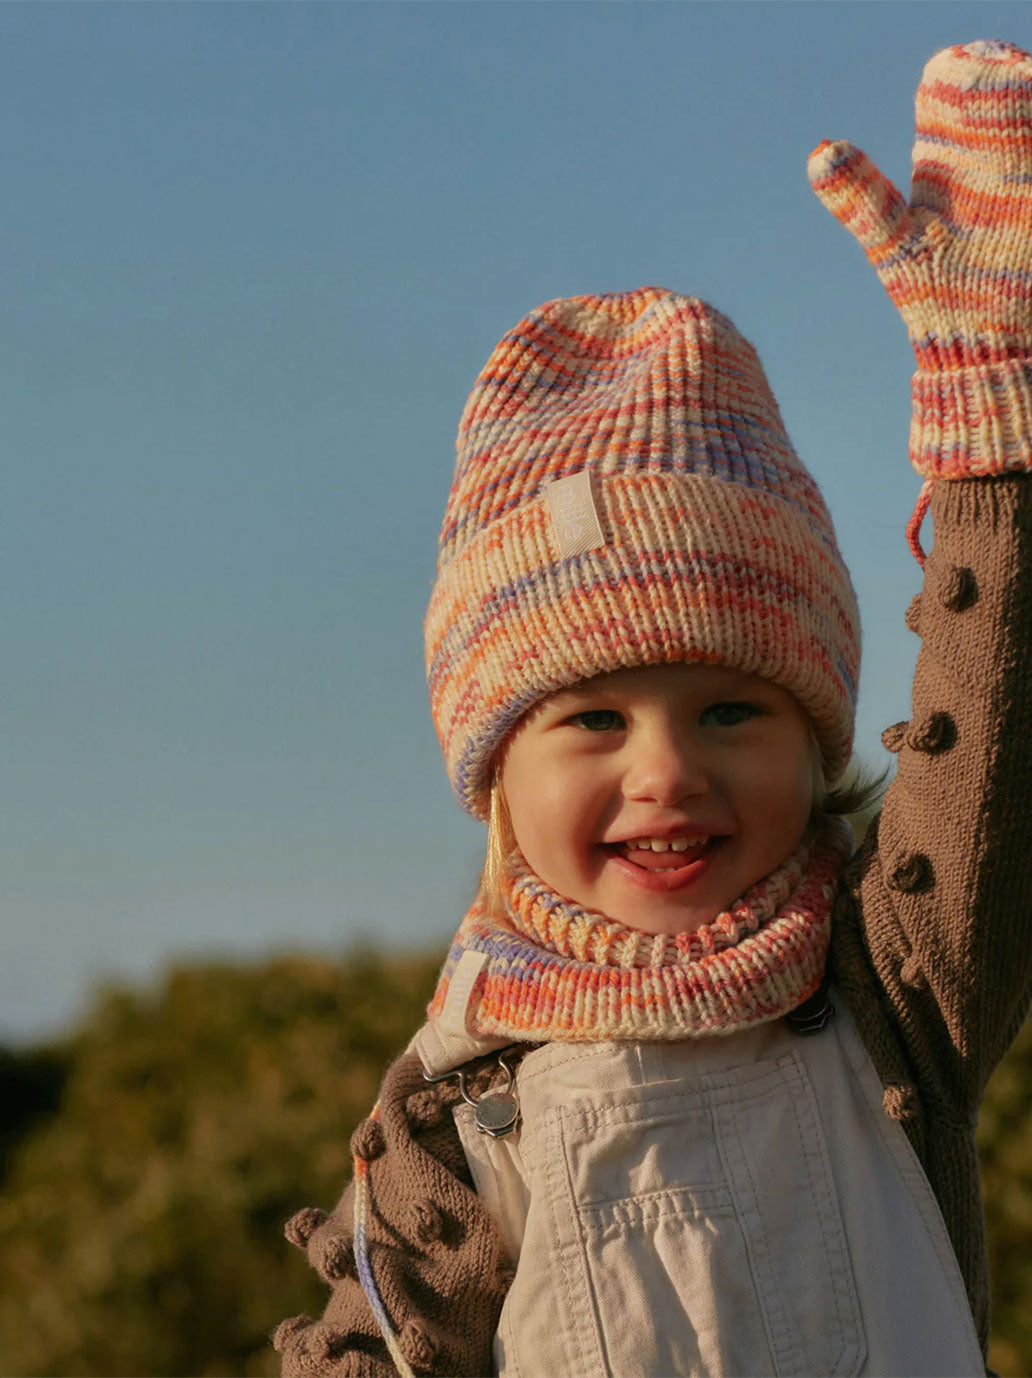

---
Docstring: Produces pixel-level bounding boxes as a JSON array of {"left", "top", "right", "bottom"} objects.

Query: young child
[{"left": 275, "top": 40, "right": 1032, "bottom": 1378}]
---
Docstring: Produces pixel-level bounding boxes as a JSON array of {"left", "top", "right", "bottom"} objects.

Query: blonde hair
[
  {"left": 809, "top": 729, "right": 888, "bottom": 820},
  {"left": 476, "top": 776, "right": 518, "bottom": 917}
]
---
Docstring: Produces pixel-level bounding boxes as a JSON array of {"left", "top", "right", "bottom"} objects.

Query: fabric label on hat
[
  {"left": 438, "top": 949, "right": 490, "bottom": 1038},
  {"left": 545, "top": 470, "right": 606, "bottom": 559}
]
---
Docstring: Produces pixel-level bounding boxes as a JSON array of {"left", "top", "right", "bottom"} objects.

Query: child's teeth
[{"left": 627, "top": 836, "right": 709, "bottom": 852}]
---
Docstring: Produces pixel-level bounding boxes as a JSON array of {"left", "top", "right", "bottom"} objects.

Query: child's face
[{"left": 498, "top": 662, "right": 815, "bottom": 936}]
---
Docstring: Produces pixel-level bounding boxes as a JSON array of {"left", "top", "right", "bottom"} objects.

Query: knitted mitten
[{"left": 808, "top": 40, "right": 1032, "bottom": 484}]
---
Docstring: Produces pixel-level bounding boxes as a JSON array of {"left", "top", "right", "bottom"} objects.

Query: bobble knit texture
[{"left": 424, "top": 291, "right": 861, "bottom": 818}]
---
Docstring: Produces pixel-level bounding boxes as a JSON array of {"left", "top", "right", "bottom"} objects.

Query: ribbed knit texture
[
  {"left": 808, "top": 40, "right": 1032, "bottom": 480},
  {"left": 427, "top": 817, "right": 853, "bottom": 1041},
  {"left": 425, "top": 291, "right": 861, "bottom": 817}
]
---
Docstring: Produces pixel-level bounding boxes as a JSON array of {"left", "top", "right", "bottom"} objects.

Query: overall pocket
[{"left": 542, "top": 1053, "right": 866, "bottom": 1378}]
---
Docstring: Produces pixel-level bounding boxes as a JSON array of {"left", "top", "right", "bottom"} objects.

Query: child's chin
[
  {"left": 616, "top": 902, "right": 717, "bottom": 939},
  {"left": 601, "top": 847, "right": 716, "bottom": 908},
  {"left": 597, "top": 877, "right": 720, "bottom": 937}
]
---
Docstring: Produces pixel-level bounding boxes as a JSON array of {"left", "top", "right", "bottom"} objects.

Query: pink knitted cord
[{"left": 906, "top": 480, "right": 935, "bottom": 567}]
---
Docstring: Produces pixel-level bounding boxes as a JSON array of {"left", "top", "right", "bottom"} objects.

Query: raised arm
[{"left": 809, "top": 41, "right": 1032, "bottom": 1109}]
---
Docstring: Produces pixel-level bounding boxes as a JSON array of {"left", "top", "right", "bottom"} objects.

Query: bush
[
  {"left": 0, "top": 949, "right": 440, "bottom": 1377},
  {"left": 979, "top": 1012, "right": 1032, "bottom": 1378}
]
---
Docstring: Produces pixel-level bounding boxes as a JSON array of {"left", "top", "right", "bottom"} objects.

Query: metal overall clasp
[
  {"left": 785, "top": 976, "right": 836, "bottom": 1035},
  {"left": 424, "top": 1049, "right": 521, "bottom": 1139}
]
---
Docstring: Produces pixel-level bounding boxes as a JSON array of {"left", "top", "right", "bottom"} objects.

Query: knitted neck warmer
[{"left": 428, "top": 816, "right": 853, "bottom": 1041}]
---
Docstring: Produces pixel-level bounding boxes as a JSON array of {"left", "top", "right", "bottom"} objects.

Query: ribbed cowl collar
[{"left": 427, "top": 816, "right": 853, "bottom": 1042}]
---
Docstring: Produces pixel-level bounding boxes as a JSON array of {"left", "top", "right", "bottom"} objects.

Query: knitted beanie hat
[{"left": 425, "top": 289, "right": 860, "bottom": 820}]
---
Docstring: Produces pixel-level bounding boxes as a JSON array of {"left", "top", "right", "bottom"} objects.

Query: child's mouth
[
  {"left": 602, "top": 836, "right": 721, "bottom": 891},
  {"left": 612, "top": 837, "right": 713, "bottom": 869}
]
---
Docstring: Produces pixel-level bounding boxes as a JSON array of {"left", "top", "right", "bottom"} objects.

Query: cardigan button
[
  {"left": 905, "top": 711, "right": 956, "bottom": 755},
  {"left": 351, "top": 1116, "right": 386, "bottom": 1162},
  {"left": 405, "top": 1086, "right": 447, "bottom": 1129},
  {"left": 306, "top": 1322, "right": 346, "bottom": 1363},
  {"left": 883, "top": 1083, "right": 919, "bottom": 1122},
  {"left": 900, "top": 953, "right": 928, "bottom": 991},
  {"left": 311, "top": 1231, "right": 357, "bottom": 1280},
  {"left": 271, "top": 1315, "right": 311, "bottom": 1354},
  {"left": 413, "top": 1200, "right": 445, "bottom": 1244},
  {"left": 888, "top": 853, "right": 934, "bottom": 894},
  {"left": 904, "top": 592, "right": 923, "bottom": 633},
  {"left": 400, "top": 1319, "right": 440, "bottom": 1372},
  {"left": 880, "top": 721, "right": 907, "bottom": 754},
  {"left": 283, "top": 1206, "right": 327, "bottom": 1250},
  {"left": 940, "top": 565, "right": 977, "bottom": 611}
]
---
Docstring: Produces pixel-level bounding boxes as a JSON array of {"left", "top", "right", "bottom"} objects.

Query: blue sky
[{"left": 4, "top": 1, "right": 1029, "bottom": 1043}]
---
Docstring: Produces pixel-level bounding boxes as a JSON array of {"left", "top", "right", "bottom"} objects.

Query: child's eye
[
  {"left": 569, "top": 709, "right": 625, "bottom": 732},
  {"left": 700, "top": 701, "right": 759, "bottom": 727}
]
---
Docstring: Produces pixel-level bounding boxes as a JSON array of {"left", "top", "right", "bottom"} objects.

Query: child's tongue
[{"left": 622, "top": 844, "right": 698, "bottom": 871}]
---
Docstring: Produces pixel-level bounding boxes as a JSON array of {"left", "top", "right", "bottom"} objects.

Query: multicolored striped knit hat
[{"left": 425, "top": 289, "right": 861, "bottom": 819}]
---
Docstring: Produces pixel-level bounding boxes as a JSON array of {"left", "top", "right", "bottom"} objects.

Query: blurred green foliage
[
  {"left": 979, "top": 1011, "right": 1032, "bottom": 1378},
  {"left": 0, "top": 948, "right": 1028, "bottom": 1377},
  {"left": 0, "top": 950, "right": 440, "bottom": 1377}
]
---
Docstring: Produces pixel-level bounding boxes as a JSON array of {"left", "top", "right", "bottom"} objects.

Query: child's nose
[{"left": 623, "top": 729, "right": 710, "bottom": 806}]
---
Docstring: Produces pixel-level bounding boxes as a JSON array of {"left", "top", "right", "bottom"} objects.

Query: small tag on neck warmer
[{"left": 545, "top": 471, "right": 605, "bottom": 560}]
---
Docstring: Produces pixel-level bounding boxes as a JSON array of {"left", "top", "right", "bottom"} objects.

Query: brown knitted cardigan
[{"left": 275, "top": 476, "right": 1032, "bottom": 1377}]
